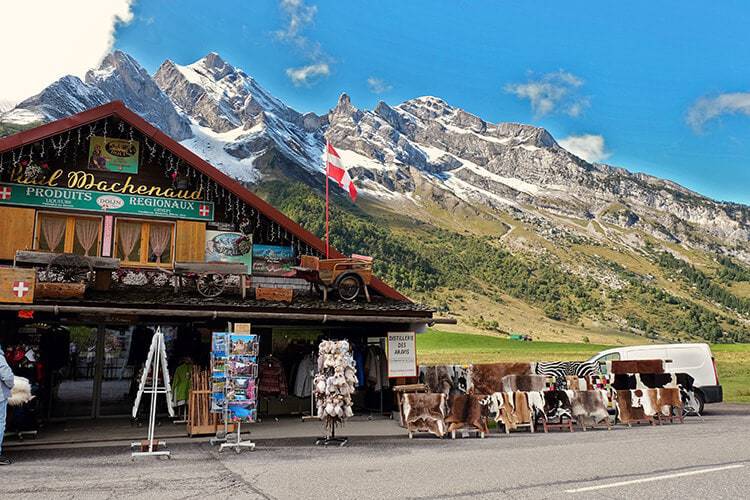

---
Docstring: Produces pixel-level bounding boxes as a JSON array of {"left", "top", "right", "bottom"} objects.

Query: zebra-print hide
[{"left": 534, "top": 361, "right": 599, "bottom": 389}]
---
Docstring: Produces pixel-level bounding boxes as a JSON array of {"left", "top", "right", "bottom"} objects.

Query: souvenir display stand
[
  {"left": 313, "top": 340, "right": 358, "bottom": 447},
  {"left": 131, "top": 327, "right": 174, "bottom": 458},
  {"left": 210, "top": 329, "right": 259, "bottom": 453}
]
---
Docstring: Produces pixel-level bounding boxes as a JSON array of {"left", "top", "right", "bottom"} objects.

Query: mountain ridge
[{"left": 2, "top": 50, "right": 750, "bottom": 342}]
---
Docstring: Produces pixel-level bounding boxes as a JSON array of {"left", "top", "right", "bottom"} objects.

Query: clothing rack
[{"left": 361, "top": 338, "right": 389, "bottom": 419}]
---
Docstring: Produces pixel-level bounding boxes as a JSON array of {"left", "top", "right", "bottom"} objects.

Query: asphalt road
[{"left": 4, "top": 404, "right": 749, "bottom": 499}]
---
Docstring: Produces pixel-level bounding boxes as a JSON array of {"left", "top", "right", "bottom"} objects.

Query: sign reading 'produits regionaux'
[{"left": 0, "top": 182, "right": 214, "bottom": 221}]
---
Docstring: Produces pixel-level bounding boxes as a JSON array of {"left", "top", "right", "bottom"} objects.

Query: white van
[{"left": 587, "top": 343, "right": 722, "bottom": 413}]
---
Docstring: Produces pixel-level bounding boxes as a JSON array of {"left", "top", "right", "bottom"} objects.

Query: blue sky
[{"left": 38, "top": 2, "right": 750, "bottom": 202}]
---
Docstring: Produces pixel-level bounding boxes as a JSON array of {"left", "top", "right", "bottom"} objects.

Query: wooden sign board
[
  {"left": 0, "top": 267, "right": 36, "bottom": 304},
  {"left": 255, "top": 287, "right": 293, "bottom": 303},
  {"left": 233, "top": 323, "right": 252, "bottom": 333}
]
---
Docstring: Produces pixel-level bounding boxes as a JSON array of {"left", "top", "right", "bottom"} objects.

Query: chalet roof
[{"left": 0, "top": 101, "right": 408, "bottom": 301}]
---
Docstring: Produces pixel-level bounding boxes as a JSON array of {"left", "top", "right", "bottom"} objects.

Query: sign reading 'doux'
[{"left": 387, "top": 331, "right": 417, "bottom": 378}]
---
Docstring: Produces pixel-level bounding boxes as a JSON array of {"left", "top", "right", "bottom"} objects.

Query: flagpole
[{"left": 325, "top": 141, "right": 330, "bottom": 258}]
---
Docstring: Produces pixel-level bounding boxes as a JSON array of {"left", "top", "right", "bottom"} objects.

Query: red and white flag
[{"left": 326, "top": 142, "right": 357, "bottom": 202}]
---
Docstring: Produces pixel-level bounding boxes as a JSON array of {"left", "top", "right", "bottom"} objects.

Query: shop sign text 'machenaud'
[{"left": 0, "top": 182, "right": 214, "bottom": 221}]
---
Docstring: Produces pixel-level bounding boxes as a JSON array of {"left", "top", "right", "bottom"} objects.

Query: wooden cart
[
  {"left": 294, "top": 255, "right": 373, "bottom": 302},
  {"left": 173, "top": 261, "right": 250, "bottom": 298}
]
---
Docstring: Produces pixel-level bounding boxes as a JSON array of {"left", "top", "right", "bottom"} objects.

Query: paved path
[{"left": 4, "top": 404, "right": 749, "bottom": 499}]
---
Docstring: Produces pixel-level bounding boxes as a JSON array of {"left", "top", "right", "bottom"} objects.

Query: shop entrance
[
  {"left": 46, "top": 324, "right": 177, "bottom": 419},
  {"left": 50, "top": 325, "right": 138, "bottom": 419}
]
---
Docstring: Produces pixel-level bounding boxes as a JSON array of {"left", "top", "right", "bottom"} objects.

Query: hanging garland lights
[{"left": 0, "top": 115, "right": 323, "bottom": 256}]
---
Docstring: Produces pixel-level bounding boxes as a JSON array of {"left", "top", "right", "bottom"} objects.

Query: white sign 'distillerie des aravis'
[{"left": 386, "top": 331, "right": 417, "bottom": 378}]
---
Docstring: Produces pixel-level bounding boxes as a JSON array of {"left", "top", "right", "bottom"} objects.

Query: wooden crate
[
  {"left": 255, "top": 286, "right": 293, "bottom": 302},
  {"left": 35, "top": 282, "right": 86, "bottom": 299},
  {"left": 0, "top": 267, "right": 35, "bottom": 304}
]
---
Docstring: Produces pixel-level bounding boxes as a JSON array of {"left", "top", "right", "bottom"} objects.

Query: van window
[{"left": 596, "top": 352, "right": 620, "bottom": 374}]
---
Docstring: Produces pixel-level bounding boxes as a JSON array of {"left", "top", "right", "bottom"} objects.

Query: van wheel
[{"left": 694, "top": 391, "right": 705, "bottom": 414}]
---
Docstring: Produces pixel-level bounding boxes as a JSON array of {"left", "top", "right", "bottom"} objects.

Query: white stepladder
[{"left": 131, "top": 327, "right": 174, "bottom": 458}]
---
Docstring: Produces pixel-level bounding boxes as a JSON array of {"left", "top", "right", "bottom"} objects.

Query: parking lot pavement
[{"left": 4, "top": 404, "right": 749, "bottom": 499}]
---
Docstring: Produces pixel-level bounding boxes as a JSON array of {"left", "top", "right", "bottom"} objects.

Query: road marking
[{"left": 565, "top": 464, "right": 746, "bottom": 493}]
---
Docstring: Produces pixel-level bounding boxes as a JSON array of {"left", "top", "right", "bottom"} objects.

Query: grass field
[{"left": 417, "top": 330, "right": 750, "bottom": 403}]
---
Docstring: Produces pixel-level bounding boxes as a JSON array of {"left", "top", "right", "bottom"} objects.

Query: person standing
[{"left": 0, "top": 346, "right": 15, "bottom": 465}]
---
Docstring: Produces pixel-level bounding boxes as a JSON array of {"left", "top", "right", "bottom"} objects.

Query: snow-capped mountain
[
  {"left": 3, "top": 51, "right": 191, "bottom": 140},
  {"left": 2, "top": 50, "right": 749, "bottom": 262}
]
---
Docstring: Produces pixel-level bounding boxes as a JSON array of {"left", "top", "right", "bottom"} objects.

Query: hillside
[{"left": 2, "top": 50, "right": 750, "bottom": 343}]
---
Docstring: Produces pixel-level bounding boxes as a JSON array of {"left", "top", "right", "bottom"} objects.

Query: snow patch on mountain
[{"left": 181, "top": 123, "right": 261, "bottom": 183}]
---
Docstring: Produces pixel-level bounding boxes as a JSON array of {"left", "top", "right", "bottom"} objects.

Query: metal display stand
[
  {"left": 315, "top": 425, "right": 348, "bottom": 447},
  {"left": 210, "top": 326, "right": 256, "bottom": 453},
  {"left": 131, "top": 327, "right": 174, "bottom": 458},
  {"left": 219, "top": 421, "right": 256, "bottom": 453}
]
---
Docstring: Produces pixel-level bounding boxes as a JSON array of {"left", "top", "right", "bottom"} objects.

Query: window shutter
[
  {"left": 0, "top": 207, "right": 36, "bottom": 260},
  {"left": 174, "top": 220, "right": 206, "bottom": 262}
]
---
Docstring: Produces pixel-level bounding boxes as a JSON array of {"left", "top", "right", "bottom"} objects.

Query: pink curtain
[
  {"left": 149, "top": 224, "right": 172, "bottom": 263},
  {"left": 117, "top": 222, "right": 141, "bottom": 261},
  {"left": 75, "top": 219, "right": 100, "bottom": 256},
  {"left": 41, "top": 216, "right": 66, "bottom": 252}
]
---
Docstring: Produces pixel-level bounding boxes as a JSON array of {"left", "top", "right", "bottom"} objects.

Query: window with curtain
[
  {"left": 36, "top": 213, "right": 101, "bottom": 256},
  {"left": 115, "top": 219, "right": 174, "bottom": 266}
]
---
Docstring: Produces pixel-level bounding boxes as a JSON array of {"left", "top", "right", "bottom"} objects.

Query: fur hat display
[{"left": 314, "top": 340, "right": 358, "bottom": 433}]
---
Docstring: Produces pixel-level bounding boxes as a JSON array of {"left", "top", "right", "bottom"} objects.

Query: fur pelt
[
  {"left": 616, "top": 390, "right": 650, "bottom": 423},
  {"left": 513, "top": 391, "right": 532, "bottom": 424},
  {"left": 612, "top": 374, "right": 637, "bottom": 391},
  {"left": 656, "top": 387, "right": 682, "bottom": 416},
  {"left": 420, "top": 366, "right": 454, "bottom": 398},
  {"left": 637, "top": 373, "right": 676, "bottom": 389},
  {"left": 570, "top": 390, "right": 609, "bottom": 427},
  {"left": 469, "top": 363, "right": 532, "bottom": 395},
  {"left": 402, "top": 393, "right": 447, "bottom": 437},
  {"left": 500, "top": 374, "right": 547, "bottom": 392},
  {"left": 611, "top": 359, "right": 664, "bottom": 374},
  {"left": 8, "top": 376, "right": 34, "bottom": 407},
  {"left": 420, "top": 365, "right": 468, "bottom": 398},
  {"left": 543, "top": 390, "right": 573, "bottom": 421},
  {"left": 445, "top": 394, "right": 489, "bottom": 434}
]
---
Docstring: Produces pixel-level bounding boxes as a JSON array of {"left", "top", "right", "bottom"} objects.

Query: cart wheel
[
  {"left": 336, "top": 274, "right": 362, "bottom": 301},
  {"left": 197, "top": 273, "right": 226, "bottom": 297}
]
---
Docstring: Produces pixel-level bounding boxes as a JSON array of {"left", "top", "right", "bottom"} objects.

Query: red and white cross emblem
[
  {"left": 0, "top": 186, "right": 12, "bottom": 200},
  {"left": 12, "top": 281, "right": 30, "bottom": 298},
  {"left": 199, "top": 204, "right": 210, "bottom": 217}
]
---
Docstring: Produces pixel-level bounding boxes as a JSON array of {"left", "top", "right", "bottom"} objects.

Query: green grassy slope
[{"left": 256, "top": 180, "right": 750, "bottom": 344}]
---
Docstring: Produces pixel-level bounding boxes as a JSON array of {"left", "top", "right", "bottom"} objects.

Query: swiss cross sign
[
  {"left": 0, "top": 186, "right": 11, "bottom": 200},
  {"left": 12, "top": 281, "right": 30, "bottom": 298},
  {"left": 199, "top": 204, "right": 210, "bottom": 217},
  {"left": 0, "top": 268, "right": 35, "bottom": 304}
]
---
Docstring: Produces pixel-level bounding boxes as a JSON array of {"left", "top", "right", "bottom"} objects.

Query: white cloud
[
  {"left": 367, "top": 77, "right": 392, "bottom": 94},
  {"left": 0, "top": 1, "right": 134, "bottom": 106},
  {"left": 558, "top": 134, "right": 611, "bottom": 163},
  {"left": 505, "top": 70, "right": 589, "bottom": 117},
  {"left": 276, "top": 0, "right": 331, "bottom": 86},
  {"left": 686, "top": 92, "right": 750, "bottom": 132},
  {"left": 286, "top": 63, "right": 330, "bottom": 86},
  {"left": 276, "top": 0, "right": 317, "bottom": 44}
]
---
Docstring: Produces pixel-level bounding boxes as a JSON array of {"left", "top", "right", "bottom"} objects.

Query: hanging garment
[
  {"left": 354, "top": 347, "right": 366, "bottom": 389},
  {"left": 258, "top": 356, "right": 288, "bottom": 397},
  {"left": 172, "top": 363, "right": 192, "bottom": 407},
  {"left": 293, "top": 353, "right": 315, "bottom": 397}
]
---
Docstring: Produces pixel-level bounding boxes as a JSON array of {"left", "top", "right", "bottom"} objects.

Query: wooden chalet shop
[{"left": 0, "top": 101, "right": 442, "bottom": 425}]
